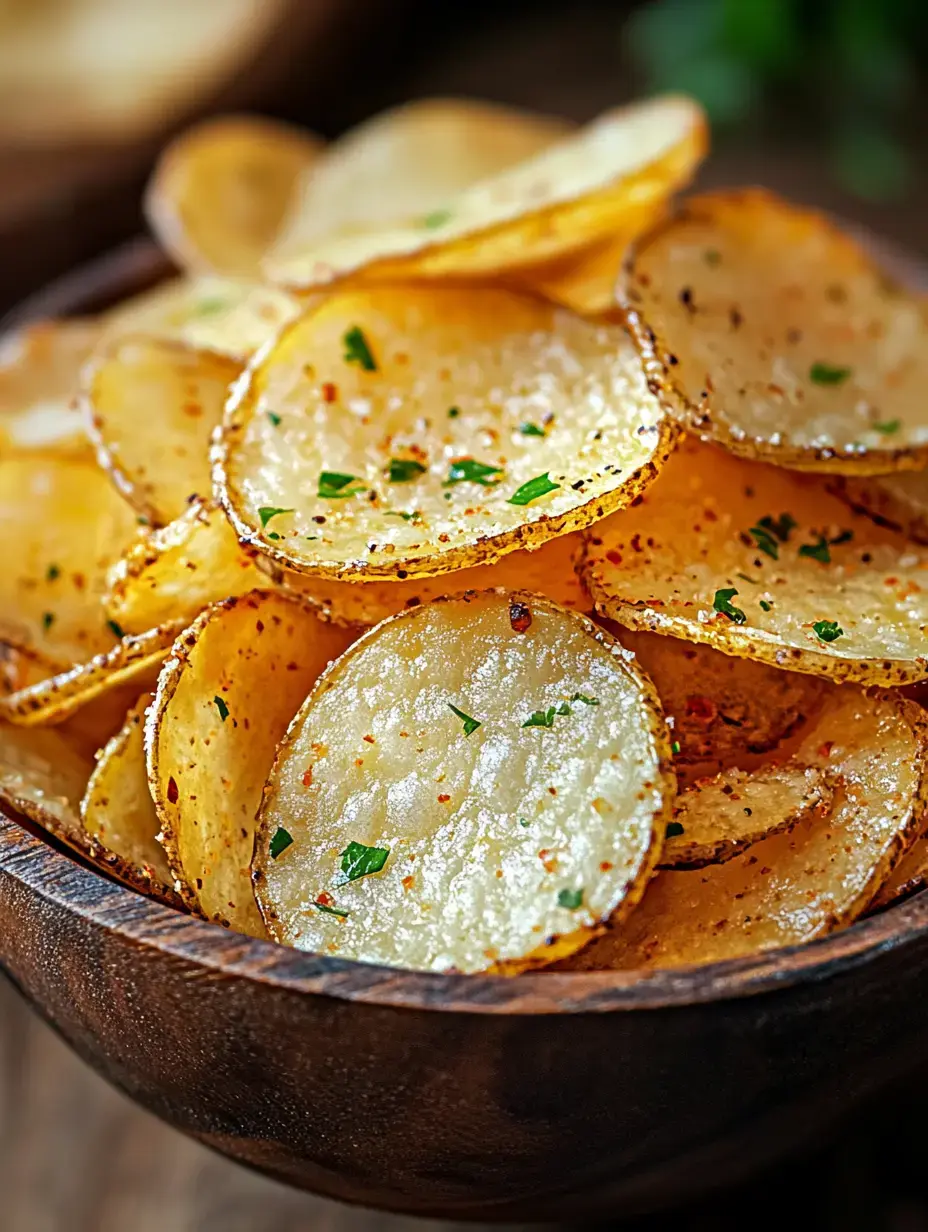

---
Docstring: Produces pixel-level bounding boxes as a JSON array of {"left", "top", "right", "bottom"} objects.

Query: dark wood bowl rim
[{"left": 2, "top": 236, "right": 926, "bottom": 1018}]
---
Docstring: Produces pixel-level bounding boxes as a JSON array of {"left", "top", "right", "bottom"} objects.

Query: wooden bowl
[{"left": 3, "top": 241, "right": 928, "bottom": 1223}]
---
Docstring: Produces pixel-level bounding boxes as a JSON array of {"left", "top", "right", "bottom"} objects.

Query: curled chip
[
  {"left": 253, "top": 592, "right": 674, "bottom": 973},
  {"left": 621, "top": 189, "right": 928, "bottom": 474},
  {"left": 659, "top": 764, "right": 831, "bottom": 869},
  {"left": 872, "top": 831, "right": 928, "bottom": 911},
  {"left": 217, "top": 284, "right": 674, "bottom": 581},
  {"left": 582, "top": 439, "right": 928, "bottom": 685},
  {"left": 145, "top": 114, "right": 323, "bottom": 276},
  {"left": 146, "top": 591, "right": 355, "bottom": 937},
  {"left": 831, "top": 470, "right": 928, "bottom": 546},
  {"left": 0, "top": 318, "right": 100, "bottom": 458},
  {"left": 0, "top": 723, "right": 93, "bottom": 848},
  {"left": 265, "top": 96, "right": 707, "bottom": 290},
  {"left": 83, "top": 336, "right": 240, "bottom": 525},
  {"left": 523, "top": 234, "right": 646, "bottom": 318},
  {"left": 566, "top": 689, "right": 928, "bottom": 969},
  {"left": 276, "top": 98, "right": 571, "bottom": 256},
  {"left": 105, "top": 501, "right": 267, "bottom": 635},
  {"left": 80, "top": 694, "right": 182, "bottom": 906},
  {"left": 0, "top": 455, "right": 138, "bottom": 665}
]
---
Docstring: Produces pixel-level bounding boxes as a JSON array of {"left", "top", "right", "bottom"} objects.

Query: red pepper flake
[
  {"left": 437, "top": 793, "right": 450, "bottom": 804},
  {"left": 818, "top": 741, "right": 834, "bottom": 759},
  {"left": 402, "top": 875, "right": 416, "bottom": 891},
  {"left": 302, "top": 768, "right": 313, "bottom": 787},
  {"left": 606, "top": 550, "right": 623, "bottom": 566},
  {"left": 321, "top": 382, "right": 338, "bottom": 402},
  {"left": 509, "top": 600, "right": 532, "bottom": 633},
  {"left": 316, "top": 890, "right": 336, "bottom": 908},
  {"left": 167, "top": 776, "right": 179, "bottom": 804},
  {"left": 599, "top": 861, "right": 613, "bottom": 872},
  {"left": 363, "top": 734, "right": 375, "bottom": 744},
  {"left": 685, "top": 695, "right": 717, "bottom": 723}
]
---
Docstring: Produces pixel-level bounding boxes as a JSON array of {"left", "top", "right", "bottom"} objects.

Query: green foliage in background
[{"left": 626, "top": 0, "right": 924, "bottom": 201}]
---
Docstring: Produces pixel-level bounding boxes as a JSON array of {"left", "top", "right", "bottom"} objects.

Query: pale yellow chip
[
  {"left": 79, "top": 693, "right": 181, "bottom": 905},
  {"left": 83, "top": 335, "right": 241, "bottom": 525},
  {"left": 621, "top": 189, "right": 928, "bottom": 474},
  {"left": 145, "top": 114, "right": 323, "bottom": 277},
  {"left": 103, "top": 276, "right": 302, "bottom": 363},
  {"left": 566, "top": 689, "right": 928, "bottom": 969},
  {"left": 253, "top": 592, "right": 674, "bottom": 974},
  {"left": 217, "top": 284, "right": 674, "bottom": 581},
  {"left": 583, "top": 438, "right": 928, "bottom": 684},
  {"left": 0, "top": 722, "right": 93, "bottom": 848},
  {"left": 616, "top": 629, "right": 824, "bottom": 767},
  {"left": 660, "top": 763, "right": 831, "bottom": 868},
  {"left": 265, "top": 96, "right": 707, "bottom": 289},
  {"left": 0, "top": 455, "right": 138, "bottom": 665},
  {"left": 830, "top": 469, "right": 928, "bottom": 546},
  {"left": 0, "top": 621, "right": 185, "bottom": 727},
  {"left": 146, "top": 590, "right": 355, "bottom": 936},
  {"left": 275, "top": 98, "right": 572, "bottom": 254},
  {"left": 0, "top": 318, "right": 100, "bottom": 458}
]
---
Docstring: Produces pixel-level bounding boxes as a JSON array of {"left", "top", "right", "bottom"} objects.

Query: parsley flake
[
  {"left": 809, "top": 362, "right": 852, "bottom": 385},
  {"left": 343, "top": 325, "right": 377, "bottom": 371},
  {"left": 812, "top": 619, "right": 844, "bottom": 643},
  {"left": 443, "top": 459, "right": 502, "bottom": 487},
  {"left": 313, "top": 899, "right": 349, "bottom": 918},
  {"left": 704, "top": 249, "right": 722, "bottom": 267},
  {"left": 522, "top": 707, "right": 557, "bottom": 729},
  {"left": 873, "top": 419, "right": 901, "bottom": 435},
  {"left": 570, "top": 693, "right": 599, "bottom": 706},
  {"left": 46, "top": 564, "right": 60, "bottom": 582},
  {"left": 519, "top": 817, "right": 531, "bottom": 827},
  {"left": 267, "top": 411, "right": 282, "bottom": 427},
  {"left": 195, "top": 297, "right": 228, "bottom": 317},
  {"left": 760, "top": 599, "right": 772, "bottom": 612},
  {"left": 269, "top": 827, "right": 293, "bottom": 859},
  {"left": 107, "top": 619, "right": 125, "bottom": 640},
  {"left": 258, "top": 505, "right": 293, "bottom": 529},
  {"left": 508, "top": 472, "right": 559, "bottom": 506},
  {"left": 213, "top": 695, "right": 230, "bottom": 722},
  {"left": 42, "top": 611, "right": 55, "bottom": 631},
  {"left": 387, "top": 458, "right": 426, "bottom": 483},
  {"left": 519, "top": 422, "right": 546, "bottom": 438},
  {"left": 384, "top": 510, "right": 421, "bottom": 522},
  {"left": 671, "top": 741, "right": 681, "bottom": 755},
  {"left": 448, "top": 702, "right": 481, "bottom": 736},
  {"left": 557, "top": 887, "right": 583, "bottom": 910},
  {"left": 339, "top": 840, "right": 390, "bottom": 883},
  {"left": 798, "top": 534, "right": 831, "bottom": 564},
  {"left": 422, "top": 208, "right": 452, "bottom": 229},
  {"left": 748, "top": 512, "right": 796, "bottom": 559},
  {"left": 318, "top": 471, "right": 365, "bottom": 499},
  {"left": 665, "top": 820, "right": 685, "bottom": 838},
  {"left": 447, "top": 406, "right": 460, "bottom": 418},
  {"left": 713, "top": 588, "right": 747, "bottom": 624}
]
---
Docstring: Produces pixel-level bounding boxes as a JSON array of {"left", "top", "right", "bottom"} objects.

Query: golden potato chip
[
  {"left": 582, "top": 439, "right": 928, "bottom": 684},
  {"left": 103, "top": 276, "right": 302, "bottom": 362},
  {"left": 83, "top": 336, "right": 240, "bottom": 525},
  {"left": 830, "top": 470, "right": 928, "bottom": 546},
  {"left": 275, "top": 98, "right": 571, "bottom": 254},
  {"left": 79, "top": 694, "right": 182, "bottom": 905},
  {"left": 0, "top": 620, "right": 185, "bottom": 727},
  {"left": 871, "top": 831, "right": 928, "bottom": 910},
  {"left": 616, "top": 629, "right": 823, "bottom": 767},
  {"left": 265, "top": 96, "right": 707, "bottom": 289},
  {"left": 105, "top": 500, "right": 267, "bottom": 634},
  {"left": 146, "top": 590, "right": 355, "bottom": 936},
  {"left": 0, "top": 318, "right": 99, "bottom": 457},
  {"left": 660, "top": 763, "right": 831, "bottom": 868},
  {"left": 145, "top": 114, "right": 323, "bottom": 277},
  {"left": 253, "top": 592, "right": 674, "bottom": 973},
  {"left": 217, "top": 284, "right": 674, "bottom": 581},
  {"left": 522, "top": 234, "right": 643, "bottom": 317},
  {"left": 0, "top": 455, "right": 137, "bottom": 665},
  {"left": 565, "top": 689, "right": 928, "bottom": 970},
  {"left": 0, "top": 723, "right": 93, "bottom": 848},
  {"left": 621, "top": 189, "right": 928, "bottom": 474}
]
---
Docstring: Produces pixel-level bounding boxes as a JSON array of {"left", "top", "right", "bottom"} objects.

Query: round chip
[
  {"left": 830, "top": 469, "right": 928, "bottom": 546},
  {"left": 621, "top": 189, "right": 928, "bottom": 473},
  {"left": 145, "top": 114, "right": 323, "bottom": 277},
  {"left": 0, "top": 723, "right": 93, "bottom": 848},
  {"left": 582, "top": 438, "right": 928, "bottom": 684},
  {"left": 0, "top": 455, "right": 138, "bottom": 665},
  {"left": 265, "top": 96, "right": 707, "bottom": 290},
  {"left": 253, "top": 592, "right": 674, "bottom": 973},
  {"left": 565, "top": 689, "right": 928, "bottom": 969},
  {"left": 217, "top": 284, "right": 674, "bottom": 581},
  {"left": 83, "top": 335, "right": 241, "bottom": 525},
  {"left": 659, "top": 763, "right": 831, "bottom": 869},
  {"left": 146, "top": 590, "right": 355, "bottom": 937}
]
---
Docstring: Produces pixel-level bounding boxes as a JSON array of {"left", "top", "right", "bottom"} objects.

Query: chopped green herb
[
  {"left": 339, "top": 840, "right": 390, "bottom": 883},
  {"left": 267, "top": 531, "right": 280, "bottom": 541},
  {"left": 269, "top": 827, "right": 293, "bottom": 859},
  {"left": 42, "top": 611, "right": 55, "bottom": 631},
  {"left": 136, "top": 515, "right": 150, "bottom": 526},
  {"left": 760, "top": 599, "right": 772, "bottom": 612},
  {"left": 519, "top": 422, "right": 546, "bottom": 438},
  {"left": 830, "top": 529, "right": 853, "bottom": 546},
  {"left": 704, "top": 249, "right": 722, "bottom": 267},
  {"left": 46, "top": 564, "right": 60, "bottom": 582},
  {"left": 443, "top": 459, "right": 502, "bottom": 487},
  {"left": 448, "top": 702, "right": 481, "bottom": 736},
  {"left": 556, "top": 701, "right": 571, "bottom": 716},
  {"left": 195, "top": 297, "right": 228, "bottom": 316},
  {"left": 872, "top": 419, "right": 901, "bottom": 435},
  {"left": 387, "top": 458, "right": 426, "bottom": 483},
  {"left": 812, "top": 619, "right": 844, "bottom": 643},
  {"left": 267, "top": 411, "right": 282, "bottom": 426},
  {"left": 671, "top": 740, "right": 682, "bottom": 755},
  {"left": 798, "top": 534, "right": 831, "bottom": 564},
  {"left": 809, "top": 362, "right": 852, "bottom": 385},
  {"left": 713, "top": 588, "right": 746, "bottom": 624},
  {"left": 343, "top": 325, "right": 377, "bottom": 371},
  {"left": 665, "top": 820, "right": 685, "bottom": 838},
  {"left": 508, "top": 472, "right": 559, "bottom": 506},
  {"left": 213, "top": 695, "right": 230, "bottom": 722},
  {"left": 313, "top": 899, "right": 349, "bottom": 918},
  {"left": 422, "top": 208, "right": 452, "bottom": 229},
  {"left": 383, "top": 510, "right": 421, "bottom": 522},
  {"left": 318, "top": 471, "right": 365, "bottom": 499},
  {"left": 570, "top": 693, "right": 599, "bottom": 706},
  {"left": 258, "top": 505, "right": 293, "bottom": 529},
  {"left": 518, "top": 817, "right": 531, "bottom": 828},
  {"left": 447, "top": 406, "right": 460, "bottom": 419},
  {"left": 736, "top": 572, "right": 758, "bottom": 584},
  {"left": 522, "top": 707, "right": 557, "bottom": 729},
  {"left": 106, "top": 619, "right": 125, "bottom": 640},
  {"left": 557, "top": 887, "right": 583, "bottom": 910},
  {"left": 748, "top": 512, "right": 797, "bottom": 559}
]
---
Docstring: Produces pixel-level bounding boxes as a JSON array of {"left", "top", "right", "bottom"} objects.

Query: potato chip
[
  {"left": 522, "top": 234, "right": 644, "bottom": 317},
  {"left": 265, "top": 96, "right": 707, "bottom": 289},
  {"left": 830, "top": 470, "right": 928, "bottom": 546},
  {"left": 105, "top": 500, "right": 267, "bottom": 634},
  {"left": 0, "top": 620, "right": 185, "bottom": 727},
  {"left": 0, "top": 723, "right": 93, "bottom": 848},
  {"left": 871, "top": 831, "right": 928, "bottom": 910},
  {"left": 103, "top": 276, "right": 302, "bottom": 362},
  {"left": 660, "top": 763, "right": 831, "bottom": 868},
  {"left": 0, "top": 455, "right": 138, "bottom": 665},
  {"left": 616, "top": 629, "right": 823, "bottom": 767},
  {"left": 566, "top": 689, "right": 928, "bottom": 969},
  {"left": 79, "top": 693, "right": 182, "bottom": 904},
  {"left": 253, "top": 592, "right": 674, "bottom": 973},
  {"left": 621, "top": 189, "right": 928, "bottom": 474},
  {"left": 583, "top": 438, "right": 928, "bottom": 684},
  {"left": 275, "top": 98, "right": 571, "bottom": 254},
  {"left": 146, "top": 590, "right": 355, "bottom": 936},
  {"left": 0, "top": 318, "right": 100, "bottom": 457},
  {"left": 217, "top": 284, "right": 674, "bottom": 581},
  {"left": 83, "top": 335, "right": 240, "bottom": 525},
  {"left": 145, "top": 114, "right": 323, "bottom": 277}
]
